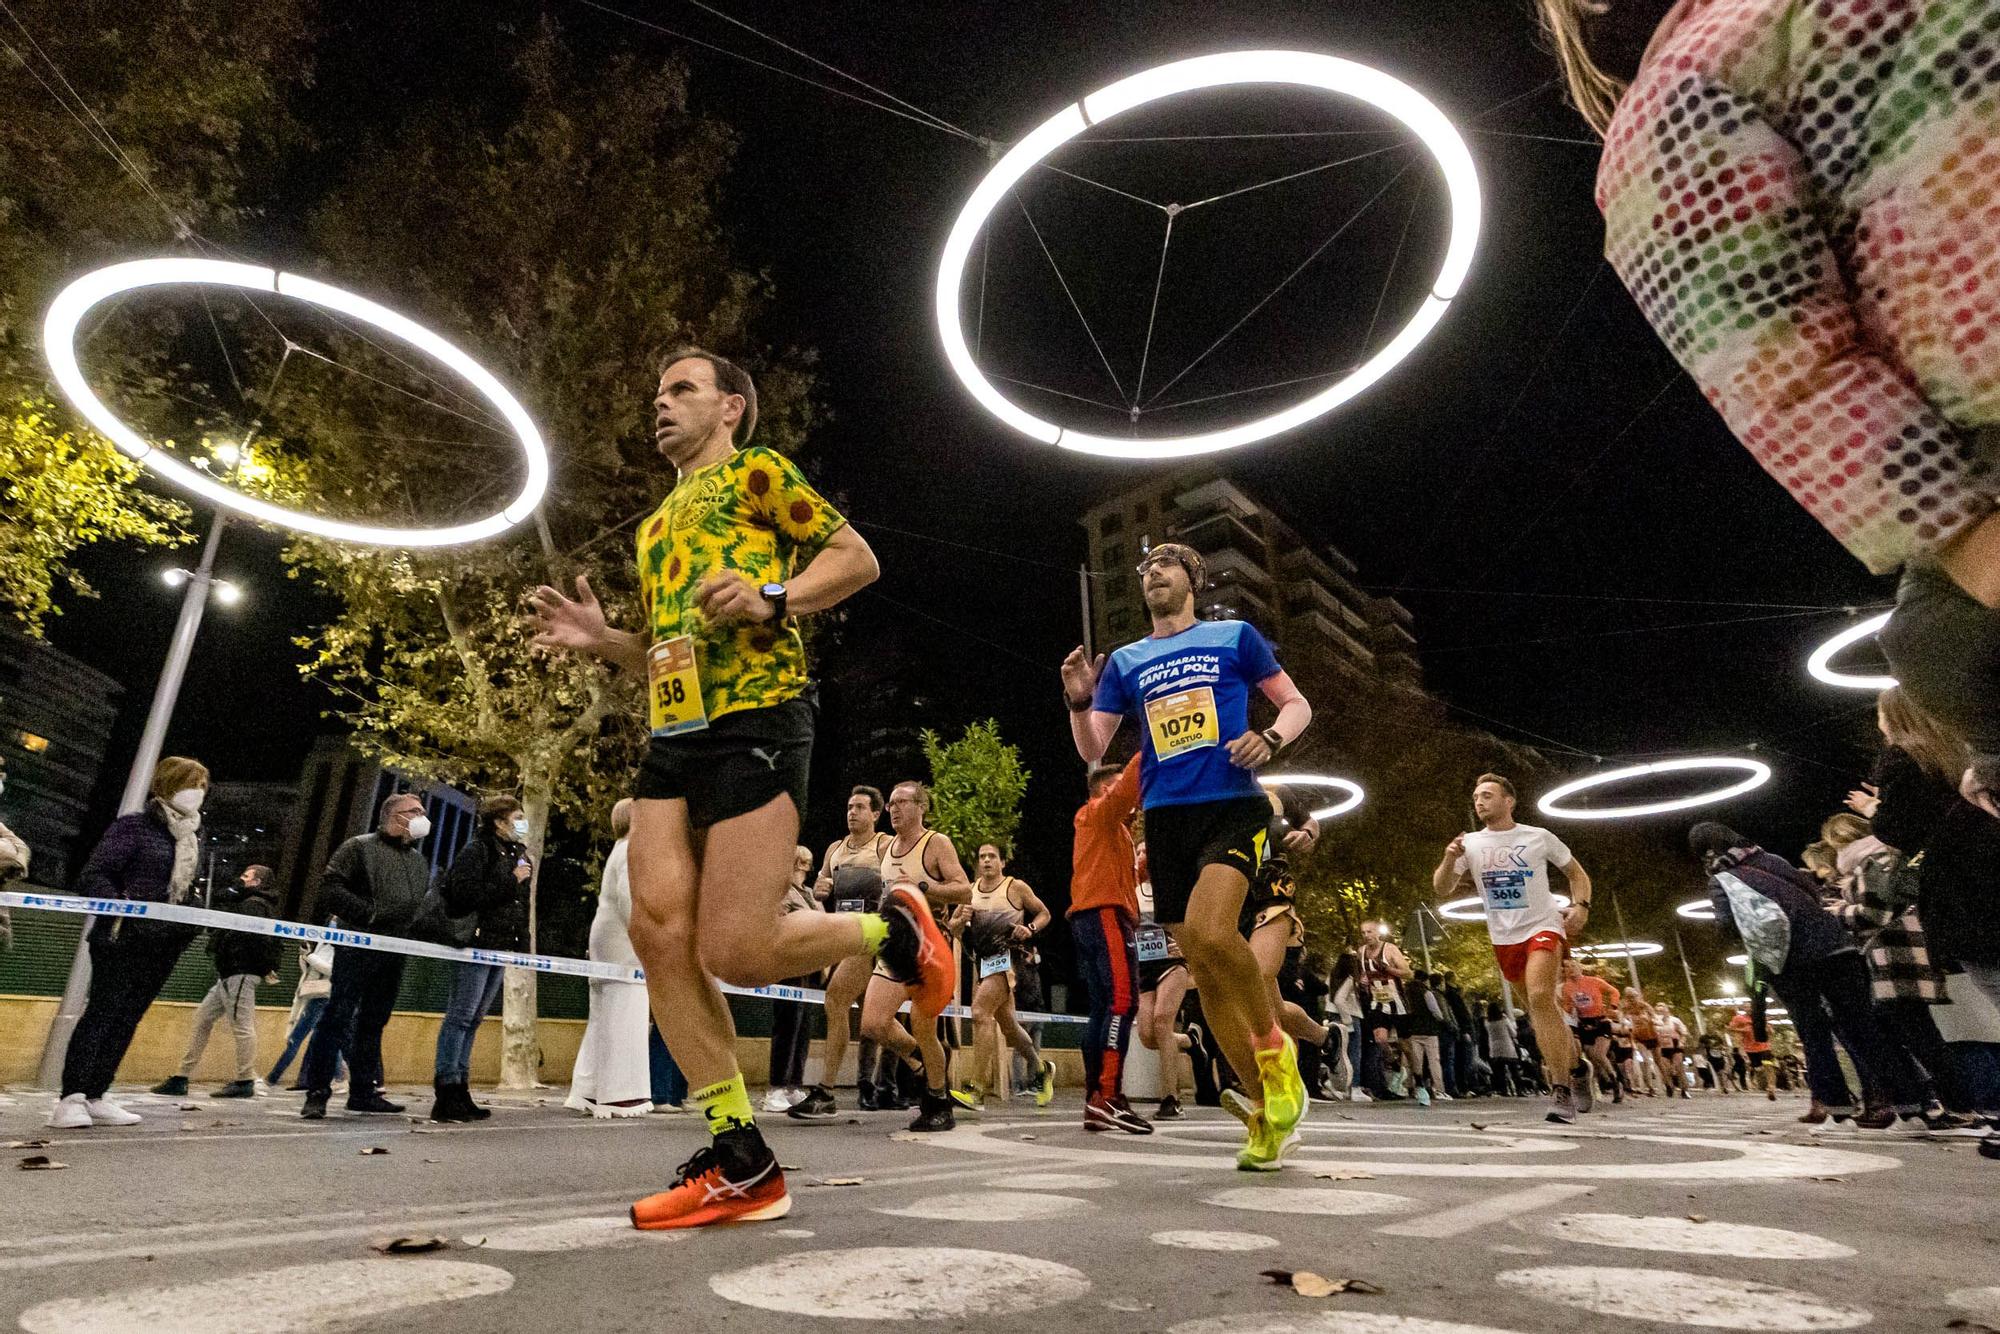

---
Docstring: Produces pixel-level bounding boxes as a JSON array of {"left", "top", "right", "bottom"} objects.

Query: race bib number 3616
[
  {"left": 648, "top": 635, "right": 709, "bottom": 737},
  {"left": 1145, "top": 686, "right": 1219, "bottom": 760}
]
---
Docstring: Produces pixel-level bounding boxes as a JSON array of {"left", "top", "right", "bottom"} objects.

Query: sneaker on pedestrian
[
  {"left": 346, "top": 1091, "right": 405, "bottom": 1115},
  {"left": 949, "top": 1085, "right": 985, "bottom": 1113},
  {"left": 631, "top": 1131, "right": 790, "bottom": 1230},
  {"left": 880, "top": 884, "right": 955, "bottom": 1015},
  {"left": 300, "top": 1092, "right": 328, "bottom": 1119},
  {"left": 1546, "top": 1084, "right": 1578, "bottom": 1125},
  {"left": 650, "top": 1101, "right": 688, "bottom": 1114},
  {"left": 758, "top": 1089, "right": 793, "bottom": 1114},
  {"left": 1979, "top": 1135, "right": 2000, "bottom": 1160},
  {"left": 46, "top": 1093, "right": 93, "bottom": 1130},
  {"left": 1923, "top": 1109, "right": 1979, "bottom": 1132},
  {"left": 1854, "top": 1104, "right": 1897, "bottom": 1129},
  {"left": 1415, "top": 1087, "right": 1432, "bottom": 1107},
  {"left": 1033, "top": 1059, "right": 1057, "bottom": 1109},
  {"left": 1349, "top": 1088, "right": 1374, "bottom": 1104},
  {"left": 1084, "top": 1094, "right": 1154, "bottom": 1134},
  {"left": 253, "top": 1077, "right": 270, "bottom": 1098},
  {"left": 150, "top": 1076, "right": 189, "bottom": 1097},
  {"left": 786, "top": 1086, "right": 838, "bottom": 1120},
  {"left": 84, "top": 1095, "right": 141, "bottom": 1125},
  {"left": 1219, "top": 1086, "right": 1258, "bottom": 1128},
  {"left": 1255, "top": 1036, "right": 1308, "bottom": 1138},
  {"left": 1435, "top": 1091, "right": 1454, "bottom": 1102},
  {"left": 1799, "top": 1101, "right": 1829, "bottom": 1124},
  {"left": 1155, "top": 1094, "right": 1183, "bottom": 1120},
  {"left": 1572, "top": 1065, "right": 1596, "bottom": 1115},
  {"left": 908, "top": 1090, "right": 956, "bottom": 1132},
  {"left": 212, "top": 1080, "right": 256, "bottom": 1099}
]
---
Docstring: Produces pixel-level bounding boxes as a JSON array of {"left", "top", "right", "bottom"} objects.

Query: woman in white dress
[{"left": 567, "top": 799, "right": 652, "bottom": 1117}]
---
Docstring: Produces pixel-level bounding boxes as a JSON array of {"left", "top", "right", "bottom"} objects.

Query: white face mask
[
  {"left": 510, "top": 817, "right": 530, "bottom": 841},
  {"left": 406, "top": 815, "right": 433, "bottom": 840},
  {"left": 169, "top": 787, "right": 205, "bottom": 814}
]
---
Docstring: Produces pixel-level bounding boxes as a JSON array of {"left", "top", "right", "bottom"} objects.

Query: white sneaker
[
  {"left": 1350, "top": 1089, "right": 1374, "bottom": 1104},
  {"left": 254, "top": 1078, "right": 270, "bottom": 1098},
  {"left": 84, "top": 1095, "right": 141, "bottom": 1126},
  {"left": 1435, "top": 1092, "right": 1455, "bottom": 1102},
  {"left": 47, "top": 1093, "right": 92, "bottom": 1129},
  {"left": 759, "top": 1090, "right": 792, "bottom": 1113}
]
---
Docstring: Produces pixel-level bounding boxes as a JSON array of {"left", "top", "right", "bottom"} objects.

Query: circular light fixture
[
  {"left": 1569, "top": 941, "right": 1665, "bottom": 960},
  {"left": 1701, "top": 995, "right": 1752, "bottom": 1006},
  {"left": 1804, "top": 612, "right": 1895, "bottom": 692},
  {"left": 1537, "top": 757, "right": 1772, "bottom": 822},
  {"left": 43, "top": 257, "right": 550, "bottom": 548},
  {"left": 1438, "top": 893, "right": 1571, "bottom": 922},
  {"left": 935, "top": 50, "right": 1480, "bottom": 460},
  {"left": 1726, "top": 953, "right": 1749, "bottom": 966},
  {"left": 1675, "top": 897, "right": 1716, "bottom": 921},
  {"left": 1259, "top": 772, "right": 1365, "bottom": 820}
]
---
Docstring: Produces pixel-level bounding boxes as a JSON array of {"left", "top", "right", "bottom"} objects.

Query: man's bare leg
[
  {"left": 1171, "top": 864, "right": 1271, "bottom": 1105},
  {"left": 861, "top": 976, "right": 921, "bottom": 1074},
  {"left": 1522, "top": 949, "right": 1577, "bottom": 1091},
  {"left": 1248, "top": 921, "right": 1329, "bottom": 1045},
  {"left": 815, "top": 954, "right": 872, "bottom": 1089},
  {"left": 1153, "top": 968, "right": 1192, "bottom": 1102}
]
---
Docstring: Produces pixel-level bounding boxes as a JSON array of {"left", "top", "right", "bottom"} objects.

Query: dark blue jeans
[
  {"left": 648, "top": 1021, "right": 687, "bottom": 1107},
  {"left": 303, "top": 947, "right": 405, "bottom": 1099},
  {"left": 268, "top": 995, "right": 332, "bottom": 1084},
  {"left": 434, "top": 962, "right": 505, "bottom": 1084}
]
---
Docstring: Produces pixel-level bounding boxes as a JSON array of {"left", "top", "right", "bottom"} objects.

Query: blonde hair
[
  {"left": 1819, "top": 812, "right": 1871, "bottom": 849},
  {"left": 1800, "top": 841, "right": 1840, "bottom": 880},
  {"left": 1534, "top": 0, "right": 1628, "bottom": 136},
  {"left": 1878, "top": 686, "right": 1967, "bottom": 780},
  {"left": 150, "top": 756, "right": 209, "bottom": 802}
]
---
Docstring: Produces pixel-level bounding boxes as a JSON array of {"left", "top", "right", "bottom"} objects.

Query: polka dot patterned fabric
[{"left": 1596, "top": 0, "right": 2000, "bottom": 573}]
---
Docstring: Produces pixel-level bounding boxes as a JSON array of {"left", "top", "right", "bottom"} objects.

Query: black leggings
[{"left": 60, "top": 928, "right": 190, "bottom": 1098}]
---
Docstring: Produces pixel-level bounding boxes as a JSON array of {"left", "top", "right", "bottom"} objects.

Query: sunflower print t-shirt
[{"left": 636, "top": 445, "right": 846, "bottom": 731}]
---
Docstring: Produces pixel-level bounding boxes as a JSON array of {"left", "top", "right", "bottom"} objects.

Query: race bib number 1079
[{"left": 1145, "top": 686, "right": 1219, "bottom": 760}]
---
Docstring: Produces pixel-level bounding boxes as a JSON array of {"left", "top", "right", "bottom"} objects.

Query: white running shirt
[{"left": 1453, "top": 822, "right": 1574, "bottom": 947}]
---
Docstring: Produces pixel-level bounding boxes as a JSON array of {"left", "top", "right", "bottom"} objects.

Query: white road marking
[
  {"left": 1169, "top": 1313, "right": 1529, "bottom": 1333},
  {"left": 470, "top": 1215, "right": 672, "bottom": 1252},
  {"left": 1150, "top": 1230, "right": 1280, "bottom": 1251},
  {"left": 877, "top": 1191, "right": 1091, "bottom": 1222},
  {"left": 1149, "top": 1121, "right": 1579, "bottom": 1156},
  {"left": 1538, "top": 1213, "right": 1855, "bottom": 1259},
  {"left": 983, "top": 1172, "right": 1116, "bottom": 1190},
  {"left": 1204, "top": 1187, "right": 1415, "bottom": 1217},
  {"left": 1376, "top": 1184, "right": 1595, "bottom": 1238},
  {"left": 24, "top": 1118, "right": 649, "bottom": 1150},
  {"left": 770, "top": 1228, "right": 816, "bottom": 1238},
  {"left": 1948, "top": 1289, "right": 2000, "bottom": 1321},
  {"left": 709, "top": 1246, "right": 1090, "bottom": 1320},
  {"left": 16, "top": 1258, "right": 513, "bottom": 1333},
  {"left": 910, "top": 1118, "right": 1900, "bottom": 1181},
  {"left": 1496, "top": 1266, "right": 1872, "bottom": 1329}
]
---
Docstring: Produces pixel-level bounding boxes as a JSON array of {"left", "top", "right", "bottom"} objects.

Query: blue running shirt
[{"left": 1092, "top": 619, "right": 1282, "bottom": 810}]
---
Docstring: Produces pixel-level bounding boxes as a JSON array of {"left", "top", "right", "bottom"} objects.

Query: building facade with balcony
[
  {"left": 0, "top": 629, "right": 123, "bottom": 889},
  {"left": 1080, "top": 467, "right": 1421, "bottom": 690}
]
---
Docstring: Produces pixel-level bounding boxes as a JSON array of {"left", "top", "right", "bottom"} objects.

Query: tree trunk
[{"left": 497, "top": 780, "right": 552, "bottom": 1089}]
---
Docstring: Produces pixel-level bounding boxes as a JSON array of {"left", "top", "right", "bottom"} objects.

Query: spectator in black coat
[
  {"left": 48, "top": 756, "right": 209, "bottom": 1130},
  {"left": 430, "top": 794, "right": 532, "bottom": 1122},
  {"left": 153, "top": 864, "right": 281, "bottom": 1099},
  {"left": 300, "top": 791, "right": 435, "bottom": 1120}
]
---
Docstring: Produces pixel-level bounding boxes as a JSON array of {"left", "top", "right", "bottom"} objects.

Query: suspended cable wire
[
  {"left": 1014, "top": 195, "right": 1129, "bottom": 404},
  {"left": 1131, "top": 211, "right": 1177, "bottom": 407},
  {"left": 986, "top": 371, "right": 1130, "bottom": 414},
  {"left": 1412, "top": 607, "right": 1843, "bottom": 658},
  {"left": 1177, "top": 140, "right": 1409, "bottom": 213}
]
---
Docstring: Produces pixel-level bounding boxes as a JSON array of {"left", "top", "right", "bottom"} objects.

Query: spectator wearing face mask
[
  {"left": 430, "top": 794, "right": 534, "bottom": 1123},
  {"left": 46, "top": 757, "right": 209, "bottom": 1130},
  {"left": 299, "top": 791, "right": 436, "bottom": 1120},
  {"left": 152, "top": 864, "right": 281, "bottom": 1099}
]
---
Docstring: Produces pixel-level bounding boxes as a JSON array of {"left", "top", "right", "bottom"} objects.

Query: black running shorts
[
  {"left": 634, "top": 697, "right": 813, "bottom": 829},
  {"left": 1142, "top": 796, "right": 1271, "bottom": 926}
]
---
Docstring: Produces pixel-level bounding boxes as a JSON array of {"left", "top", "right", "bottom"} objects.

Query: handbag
[{"left": 410, "top": 885, "right": 477, "bottom": 949}]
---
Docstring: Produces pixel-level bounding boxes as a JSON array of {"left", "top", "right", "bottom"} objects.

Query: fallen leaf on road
[
  {"left": 1947, "top": 1319, "right": 2000, "bottom": 1333},
  {"left": 359, "top": 1146, "right": 390, "bottom": 1156},
  {"left": 1018, "top": 1134, "right": 1038, "bottom": 1140},
  {"left": 206, "top": 1120, "right": 242, "bottom": 1128},
  {"left": 177, "top": 1123, "right": 197, "bottom": 1132},
  {"left": 4, "top": 1139, "right": 50, "bottom": 1149},
  {"left": 812, "top": 1177, "right": 866, "bottom": 1187},
  {"left": 1260, "top": 1270, "right": 1383, "bottom": 1298},
  {"left": 422, "top": 1158, "right": 440, "bottom": 1164},
  {"left": 1807, "top": 1176, "right": 1847, "bottom": 1183},
  {"left": 1104, "top": 1299, "right": 1154, "bottom": 1312},
  {"left": 781, "top": 1163, "right": 802, "bottom": 1171},
  {"left": 1313, "top": 1170, "right": 1375, "bottom": 1181},
  {"left": 1686, "top": 1214, "right": 1707, "bottom": 1224},
  {"left": 1469, "top": 1123, "right": 1489, "bottom": 1131},
  {"left": 18, "top": 1155, "right": 67, "bottom": 1171},
  {"left": 176, "top": 1103, "right": 198, "bottom": 1111},
  {"left": 371, "top": 1236, "right": 448, "bottom": 1254},
  {"left": 408, "top": 1128, "right": 441, "bottom": 1135}
]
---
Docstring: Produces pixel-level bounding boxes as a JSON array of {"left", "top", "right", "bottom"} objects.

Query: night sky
[{"left": 40, "top": 0, "right": 1892, "bottom": 989}]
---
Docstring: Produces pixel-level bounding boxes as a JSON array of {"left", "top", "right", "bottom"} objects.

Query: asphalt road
[{"left": 3, "top": 1083, "right": 1995, "bottom": 1332}]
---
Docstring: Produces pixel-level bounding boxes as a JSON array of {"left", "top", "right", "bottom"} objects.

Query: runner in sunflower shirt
[{"left": 529, "top": 348, "right": 953, "bottom": 1230}]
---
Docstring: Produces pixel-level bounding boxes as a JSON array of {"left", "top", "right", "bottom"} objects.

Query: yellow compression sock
[
  {"left": 858, "top": 913, "right": 890, "bottom": 955},
  {"left": 692, "top": 1072, "right": 756, "bottom": 1136}
]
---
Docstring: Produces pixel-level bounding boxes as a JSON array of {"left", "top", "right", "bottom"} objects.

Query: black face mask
[{"left": 1581, "top": 0, "right": 1681, "bottom": 85}]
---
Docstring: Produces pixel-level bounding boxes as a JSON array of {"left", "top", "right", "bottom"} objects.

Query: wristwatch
[
  {"left": 760, "top": 582, "right": 788, "bottom": 620},
  {"left": 1259, "top": 727, "right": 1285, "bottom": 753}
]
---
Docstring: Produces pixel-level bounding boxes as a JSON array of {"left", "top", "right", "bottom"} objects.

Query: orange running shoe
[
  {"left": 630, "top": 1143, "right": 792, "bottom": 1230},
  {"left": 883, "top": 883, "right": 955, "bottom": 1015}
]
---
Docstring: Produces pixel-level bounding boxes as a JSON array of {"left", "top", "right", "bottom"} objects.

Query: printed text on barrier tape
[{"left": 0, "top": 891, "right": 1087, "bottom": 1026}]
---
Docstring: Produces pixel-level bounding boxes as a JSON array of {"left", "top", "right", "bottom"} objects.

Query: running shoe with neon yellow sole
[
  {"left": 950, "top": 1085, "right": 985, "bottom": 1113},
  {"left": 630, "top": 1141, "right": 791, "bottom": 1230},
  {"left": 1236, "top": 1111, "right": 1300, "bottom": 1172},
  {"left": 1255, "top": 1035, "right": 1308, "bottom": 1139},
  {"left": 1033, "top": 1059, "right": 1056, "bottom": 1109}
]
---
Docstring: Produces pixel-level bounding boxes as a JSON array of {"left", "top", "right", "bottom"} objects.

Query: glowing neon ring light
[
  {"left": 1675, "top": 897, "right": 1716, "bottom": 921},
  {"left": 43, "top": 258, "right": 550, "bottom": 548},
  {"left": 1537, "top": 757, "right": 1771, "bottom": 822},
  {"left": 1569, "top": 941, "right": 1665, "bottom": 960},
  {"left": 1726, "top": 953, "right": 1749, "bottom": 966},
  {"left": 1438, "top": 893, "right": 1570, "bottom": 922},
  {"left": 935, "top": 50, "right": 1481, "bottom": 460},
  {"left": 1805, "top": 611, "right": 1895, "bottom": 692},
  {"left": 1260, "top": 772, "right": 1365, "bottom": 820}
]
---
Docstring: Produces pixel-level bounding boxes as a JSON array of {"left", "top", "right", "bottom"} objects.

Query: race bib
[
  {"left": 1145, "top": 686, "right": 1218, "bottom": 760},
  {"left": 1136, "top": 923, "right": 1170, "bottom": 962},
  {"left": 835, "top": 899, "right": 864, "bottom": 914},
  {"left": 979, "top": 952, "right": 1012, "bottom": 979},
  {"left": 647, "top": 635, "right": 708, "bottom": 737},
  {"left": 1480, "top": 869, "right": 1529, "bottom": 910}
]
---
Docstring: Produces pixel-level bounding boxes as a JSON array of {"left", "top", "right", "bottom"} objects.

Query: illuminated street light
[
  {"left": 1675, "top": 897, "right": 1716, "bottom": 920},
  {"left": 1538, "top": 757, "right": 1771, "bottom": 821},
  {"left": 1438, "top": 894, "right": 1569, "bottom": 923},
  {"left": 1805, "top": 611, "right": 1895, "bottom": 692}
]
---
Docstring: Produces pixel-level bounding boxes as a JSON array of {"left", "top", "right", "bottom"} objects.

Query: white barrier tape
[{"left": 0, "top": 891, "right": 1087, "bottom": 1026}]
